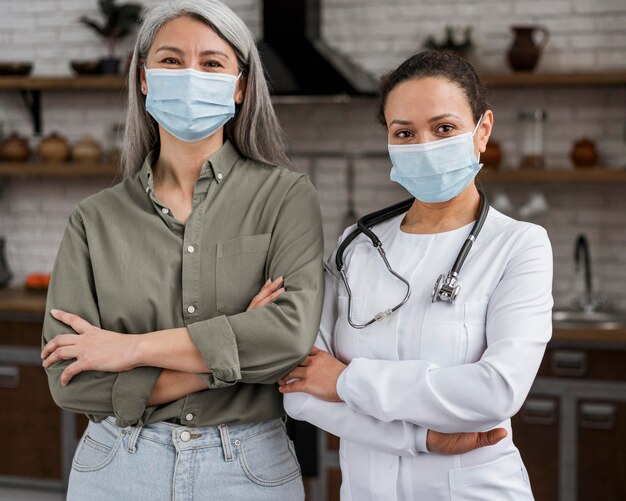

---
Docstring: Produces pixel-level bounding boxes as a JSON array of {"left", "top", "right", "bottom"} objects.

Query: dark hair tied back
[{"left": 377, "top": 50, "right": 489, "bottom": 127}]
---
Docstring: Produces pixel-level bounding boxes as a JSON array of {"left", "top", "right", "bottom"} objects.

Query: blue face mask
[
  {"left": 388, "top": 116, "right": 483, "bottom": 203},
  {"left": 145, "top": 67, "right": 240, "bottom": 143}
]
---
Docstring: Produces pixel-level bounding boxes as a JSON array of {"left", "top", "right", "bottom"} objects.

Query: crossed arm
[
  {"left": 41, "top": 278, "right": 285, "bottom": 406},
  {"left": 41, "top": 277, "right": 504, "bottom": 454}
]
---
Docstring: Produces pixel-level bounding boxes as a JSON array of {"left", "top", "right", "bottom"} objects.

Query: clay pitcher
[{"left": 507, "top": 25, "right": 550, "bottom": 72}]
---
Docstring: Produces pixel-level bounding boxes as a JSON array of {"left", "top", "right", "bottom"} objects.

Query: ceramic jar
[
  {"left": 507, "top": 25, "right": 550, "bottom": 72},
  {"left": 38, "top": 132, "right": 70, "bottom": 163},
  {"left": 72, "top": 135, "right": 103, "bottom": 163},
  {"left": 570, "top": 138, "right": 598, "bottom": 168},
  {"left": 0, "top": 132, "right": 31, "bottom": 162}
]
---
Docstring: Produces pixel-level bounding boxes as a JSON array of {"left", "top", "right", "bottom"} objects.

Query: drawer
[
  {"left": 0, "top": 320, "right": 44, "bottom": 347},
  {"left": 538, "top": 347, "right": 626, "bottom": 381}
]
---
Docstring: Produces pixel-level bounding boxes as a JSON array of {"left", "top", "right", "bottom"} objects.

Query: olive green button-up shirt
[{"left": 42, "top": 140, "right": 324, "bottom": 428}]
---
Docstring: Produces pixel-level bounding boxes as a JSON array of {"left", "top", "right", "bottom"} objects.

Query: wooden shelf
[
  {"left": 0, "top": 162, "right": 120, "bottom": 178},
  {"left": 1, "top": 71, "right": 625, "bottom": 92},
  {"left": 482, "top": 71, "right": 626, "bottom": 87},
  {"left": 0, "top": 75, "right": 126, "bottom": 90},
  {"left": 478, "top": 168, "right": 626, "bottom": 184}
]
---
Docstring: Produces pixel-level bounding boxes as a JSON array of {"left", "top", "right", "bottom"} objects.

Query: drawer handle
[
  {"left": 521, "top": 398, "right": 557, "bottom": 425},
  {"left": 551, "top": 350, "right": 587, "bottom": 377},
  {"left": 579, "top": 403, "right": 616, "bottom": 430},
  {"left": 0, "top": 365, "right": 20, "bottom": 389}
]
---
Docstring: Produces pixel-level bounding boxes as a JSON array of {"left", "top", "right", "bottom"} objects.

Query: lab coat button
[
  {"left": 187, "top": 305, "right": 195, "bottom": 314},
  {"left": 180, "top": 431, "right": 191, "bottom": 442},
  {"left": 187, "top": 245, "right": 195, "bottom": 253},
  {"left": 185, "top": 413, "right": 194, "bottom": 421}
]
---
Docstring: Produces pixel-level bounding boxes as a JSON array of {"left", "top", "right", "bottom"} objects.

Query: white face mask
[
  {"left": 145, "top": 67, "right": 242, "bottom": 142},
  {"left": 388, "top": 115, "right": 483, "bottom": 203}
]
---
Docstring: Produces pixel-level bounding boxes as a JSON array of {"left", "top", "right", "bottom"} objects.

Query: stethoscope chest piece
[{"left": 432, "top": 272, "right": 461, "bottom": 304}]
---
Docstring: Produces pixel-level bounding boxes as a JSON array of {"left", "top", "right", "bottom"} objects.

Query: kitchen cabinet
[
  {"left": 513, "top": 336, "right": 626, "bottom": 501},
  {"left": 0, "top": 290, "right": 87, "bottom": 490},
  {"left": 511, "top": 396, "right": 560, "bottom": 501},
  {"left": 577, "top": 400, "right": 626, "bottom": 500}
]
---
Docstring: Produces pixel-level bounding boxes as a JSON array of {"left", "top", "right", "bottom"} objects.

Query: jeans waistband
[{"left": 102, "top": 416, "right": 285, "bottom": 459}]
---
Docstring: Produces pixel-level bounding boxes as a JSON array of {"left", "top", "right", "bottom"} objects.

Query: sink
[{"left": 552, "top": 310, "right": 626, "bottom": 330}]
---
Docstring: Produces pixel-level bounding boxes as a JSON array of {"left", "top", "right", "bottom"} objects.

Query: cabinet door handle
[
  {"left": 579, "top": 403, "right": 616, "bottom": 430},
  {"left": 551, "top": 350, "right": 587, "bottom": 377},
  {"left": 521, "top": 398, "right": 557, "bottom": 425},
  {"left": 0, "top": 365, "right": 20, "bottom": 389}
]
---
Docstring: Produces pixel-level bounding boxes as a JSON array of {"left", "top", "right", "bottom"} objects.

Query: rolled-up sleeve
[
  {"left": 187, "top": 178, "right": 324, "bottom": 387},
  {"left": 42, "top": 208, "right": 161, "bottom": 427}
]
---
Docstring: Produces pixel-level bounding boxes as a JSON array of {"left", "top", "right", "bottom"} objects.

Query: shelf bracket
[{"left": 19, "top": 89, "right": 42, "bottom": 135}]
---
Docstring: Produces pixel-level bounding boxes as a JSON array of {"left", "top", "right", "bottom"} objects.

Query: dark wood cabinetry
[
  {"left": 577, "top": 400, "right": 626, "bottom": 501},
  {"left": 0, "top": 308, "right": 88, "bottom": 488},
  {"left": 514, "top": 339, "right": 626, "bottom": 501},
  {"left": 512, "top": 396, "right": 560, "bottom": 501}
]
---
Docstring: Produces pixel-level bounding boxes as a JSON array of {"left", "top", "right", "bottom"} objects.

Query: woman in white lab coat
[{"left": 278, "top": 50, "right": 553, "bottom": 500}]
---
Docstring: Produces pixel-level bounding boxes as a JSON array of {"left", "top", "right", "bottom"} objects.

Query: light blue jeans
[{"left": 67, "top": 416, "right": 304, "bottom": 501}]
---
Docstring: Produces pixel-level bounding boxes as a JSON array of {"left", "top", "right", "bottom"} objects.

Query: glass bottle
[{"left": 518, "top": 109, "right": 547, "bottom": 169}]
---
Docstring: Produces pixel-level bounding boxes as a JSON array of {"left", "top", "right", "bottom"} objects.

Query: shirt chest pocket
[
  {"left": 216, "top": 233, "right": 271, "bottom": 315},
  {"left": 420, "top": 301, "right": 488, "bottom": 367}
]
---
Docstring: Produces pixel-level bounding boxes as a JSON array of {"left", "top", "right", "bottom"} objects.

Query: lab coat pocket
[
  {"left": 216, "top": 233, "right": 271, "bottom": 314},
  {"left": 463, "top": 301, "right": 489, "bottom": 363},
  {"left": 420, "top": 302, "right": 466, "bottom": 367},
  {"left": 449, "top": 452, "right": 532, "bottom": 500}
]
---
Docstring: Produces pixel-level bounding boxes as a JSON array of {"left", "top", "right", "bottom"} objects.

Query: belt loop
[
  {"left": 218, "top": 424, "right": 233, "bottom": 462},
  {"left": 127, "top": 425, "right": 143, "bottom": 454}
]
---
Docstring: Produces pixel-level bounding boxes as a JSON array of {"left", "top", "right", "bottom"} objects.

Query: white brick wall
[{"left": 0, "top": 0, "right": 625, "bottom": 310}]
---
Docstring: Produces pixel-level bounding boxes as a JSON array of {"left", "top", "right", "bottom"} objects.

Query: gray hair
[{"left": 121, "top": 0, "right": 290, "bottom": 176}]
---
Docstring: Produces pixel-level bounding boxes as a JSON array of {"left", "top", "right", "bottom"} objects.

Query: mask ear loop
[
  {"left": 473, "top": 113, "right": 485, "bottom": 166},
  {"left": 472, "top": 113, "right": 484, "bottom": 136}
]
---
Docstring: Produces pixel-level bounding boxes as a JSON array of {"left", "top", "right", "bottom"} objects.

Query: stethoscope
[{"left": 335, "top": 189, "right": 489, "bottom": 329}]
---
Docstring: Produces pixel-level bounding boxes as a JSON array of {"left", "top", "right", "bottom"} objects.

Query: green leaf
[{"left": 79, "top": 15, "right": 107, "bottom": 38}]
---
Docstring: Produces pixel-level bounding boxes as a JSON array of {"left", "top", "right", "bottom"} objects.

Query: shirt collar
[{"left": 138, "top": 139, "right": 241, "bottom": 195}]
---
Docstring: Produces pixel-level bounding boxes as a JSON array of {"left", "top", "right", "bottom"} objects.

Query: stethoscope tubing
[{"left": 335, "top": 189, "right": 489, "bottom": 329}]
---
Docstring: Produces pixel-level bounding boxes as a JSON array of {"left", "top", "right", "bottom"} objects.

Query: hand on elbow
[{"left": 278, "top": 347, "right": 346, "bottom": 402}]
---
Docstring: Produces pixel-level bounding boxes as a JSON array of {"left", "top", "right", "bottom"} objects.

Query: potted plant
[
  {"left": 79, "top": 0, "right": 142, "bottom": 74},
  {"left": 423, "top": 25, "right": 474, "bottom": 59}
]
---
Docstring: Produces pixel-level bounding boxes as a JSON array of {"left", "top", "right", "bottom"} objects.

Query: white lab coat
[{"left": 284, "top": 208, "right": 553, "bottom": 500}]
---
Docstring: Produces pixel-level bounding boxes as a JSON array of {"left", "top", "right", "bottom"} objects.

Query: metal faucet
[{"left": 574, "top": 234, "right": 594, "bottom": 312}]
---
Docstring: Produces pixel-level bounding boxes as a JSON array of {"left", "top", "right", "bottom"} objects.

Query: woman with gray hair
[{"left": 40, "top": 1, "right": 323, "bottom": 499}]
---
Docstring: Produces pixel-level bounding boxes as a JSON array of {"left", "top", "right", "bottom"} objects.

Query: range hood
[{"left": 257, "top": 0, "right": 378, "bottom": 96}]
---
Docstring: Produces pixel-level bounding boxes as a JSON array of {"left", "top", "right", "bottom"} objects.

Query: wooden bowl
[
  {"left": 70, "top": 60, "right": 101, "bottom": 75},
  {"left": 0, "top": 62, "right": 33, "bottom": 76}
]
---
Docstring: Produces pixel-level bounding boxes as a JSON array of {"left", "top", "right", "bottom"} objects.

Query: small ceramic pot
[
  {"left": 0, "top": 132, "right": 31, "bottom": 162},
  {"left": 38, "top": 132, "right": 70, "bottom": 163},
  {"left": 570, "top": 138, "right": 598, "bottom": 168},
  {"left": 72, "top": 135, "right": 103, "bottom": 163},
  {"left": 481, "top": 140, "right": 503, "bottom": 169}
]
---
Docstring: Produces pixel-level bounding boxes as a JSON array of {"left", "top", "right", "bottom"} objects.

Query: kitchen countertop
[
  {"left": 0, "top": 287, "right": 48, "bottom": 316},
  {"left": 1, "top": 287, "right": 626, "bottom": 343}
]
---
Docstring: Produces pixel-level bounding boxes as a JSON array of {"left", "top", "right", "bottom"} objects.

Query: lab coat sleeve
[
  {"left": 336, "top": 225, "right": 553, "bottom": 433},
  {"left": 284, "top": 257, "right": 429, "bottom": 456}
]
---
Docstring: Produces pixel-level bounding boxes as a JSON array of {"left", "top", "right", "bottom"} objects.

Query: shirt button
[
  {"left": 217, "top": 172, "right": 223, "bottom": 181},
  {"left": 187, "top": 305, "right": 195, "bottom": 314},
  {"left": 187, "top": 245, "right": 195, "bottom": 253},
  {"left": 180, "top": 431, "right": 191, "bottom": 442},
  {"left": 185, "top": 413, "right": 194, "bottom": 421},
  {"left": 161, "top": 208, "right": 169, "bottom": 215}
]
